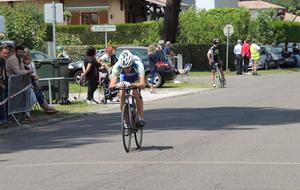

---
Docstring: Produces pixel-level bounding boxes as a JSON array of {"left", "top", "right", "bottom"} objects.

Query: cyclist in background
[
  {"left": 207, "top": 38, "right": 226, "bottom": 87},
  {"left": 99, "top": 47, "right": 118, "bottom": 69},
  {"left": 109, "top": 50, "right": 146, "bottom": 127}
]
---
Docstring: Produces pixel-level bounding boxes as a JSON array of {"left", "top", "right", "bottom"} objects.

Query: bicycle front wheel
[
  {"left": 122, "top": 104, "right": 132, "bottom": 153},
  {"left": 218, "top": 70, "right": 224, "bottom": 88},
  {"left": 134, "top": 124, "right": 143, "bottom": 148}
]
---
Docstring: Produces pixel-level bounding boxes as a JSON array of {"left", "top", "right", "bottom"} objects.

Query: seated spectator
[
  {"left": 6, "top": 45, "right": 32, "bottom": 76},
  {"left": 23, "top": 54, "right": 58, "bottom": 114}
]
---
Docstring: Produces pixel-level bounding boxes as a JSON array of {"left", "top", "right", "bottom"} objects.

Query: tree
[
  {"left": 163, "top": 0, "right": 181, "bottom": 43},
  {"left": 0, "top": 4, "right": 47, "bottom": 50}
]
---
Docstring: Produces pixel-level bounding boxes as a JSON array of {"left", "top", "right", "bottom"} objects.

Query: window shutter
[
  {"left": 99, "top": 11, "right": 108, "bottom": 24},
  {"left": 71, "top": 12, "right": 81, "bottom": 25}
]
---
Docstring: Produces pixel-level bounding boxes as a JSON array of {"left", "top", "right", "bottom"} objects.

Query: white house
[
  {"left": 238, "top": 1, "right": 284, "bottom": 19},
  {"left": 195, "top": 0, "right": 238, "bottom": 10}
]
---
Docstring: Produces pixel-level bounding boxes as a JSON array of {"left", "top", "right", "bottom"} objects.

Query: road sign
[
  {"left": 0, "top": 16, "right": 5, "bottom": 33},
  {"left": 44, "top": 3, "right": 64, "bottom": 23},
  {"left": 91, "top": 25, "right": 116, "bottom": 32},
  {"left": 223, "top": 24, "right": 234, "bottom": 37}
]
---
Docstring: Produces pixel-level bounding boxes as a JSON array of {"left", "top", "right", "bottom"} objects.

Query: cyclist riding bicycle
[
  {"left": 109, "top": 50, "right": 146, "bottom": 127},
  {"left": 207, "top": 38, "right": 226, "bottom": 87}
]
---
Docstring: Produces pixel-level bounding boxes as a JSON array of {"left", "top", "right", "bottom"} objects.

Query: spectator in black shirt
[
  {"left": 0, "top": 46, "right": 9, "bottom": 122},
  {"left": 81, "top": 46, "right": 100, "bottom": 104}
]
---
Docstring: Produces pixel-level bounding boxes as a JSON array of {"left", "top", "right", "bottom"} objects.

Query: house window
[{"left": 81, "top": 12, "right": 98, "bottom": 25}]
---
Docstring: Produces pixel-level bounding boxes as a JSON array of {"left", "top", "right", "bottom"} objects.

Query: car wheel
[
  {"left": 146, "top": 72, "right": 163, "bottom": 88},
  {"left": 264, "top": 62, "right": 268, "bottom": 70}
]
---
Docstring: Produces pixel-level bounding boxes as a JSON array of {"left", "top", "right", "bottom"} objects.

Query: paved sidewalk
[
  {"left": 69, "top": 88, "right": 210, "bottom": 104},
  {"left": 0, "top": 87, "right": 210, "bottom": 134}
]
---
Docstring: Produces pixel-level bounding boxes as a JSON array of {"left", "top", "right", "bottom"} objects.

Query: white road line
[{"left": 2, "top": 161, "right": 300, "bottom": 168}]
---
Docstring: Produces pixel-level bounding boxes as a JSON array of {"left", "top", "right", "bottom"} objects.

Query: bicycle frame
[
  {"left": 215, "top": 63, "right": 224, "bottom": 88},
  {"left": 125, "top": 88, "right": 136, "bottom": 124},
  {"left": 119, "top": 86, "right": 143, "bottom": 152}
]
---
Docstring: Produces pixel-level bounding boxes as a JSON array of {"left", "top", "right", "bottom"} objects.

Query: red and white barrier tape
[{"left": 0, "top": 85, "right": 31, "bottom": 106}]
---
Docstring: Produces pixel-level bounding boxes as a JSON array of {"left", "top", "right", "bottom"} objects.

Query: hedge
[
  {"left": 46, "top": 21, "right": 162, "bottom": 46},
  {"left": 272, "top": 20, "right": 300, "bottom": 43}
]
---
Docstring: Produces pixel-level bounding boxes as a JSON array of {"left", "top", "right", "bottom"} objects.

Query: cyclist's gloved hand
[
  {"left": 116, "top": 82, "right": 124, "bottom": 88},
  {"left": 123, "top": 81, "right": 131, "bottom": 88}
]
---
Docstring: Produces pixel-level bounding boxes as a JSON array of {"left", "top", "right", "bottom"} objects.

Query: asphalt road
[{"left": 1, "top": 73, "right": 300, "bottom": 190}]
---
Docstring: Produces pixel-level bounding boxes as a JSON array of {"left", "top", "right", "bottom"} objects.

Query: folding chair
[{"left": 178, "top": 63, "right": 192, "bottom": 81}]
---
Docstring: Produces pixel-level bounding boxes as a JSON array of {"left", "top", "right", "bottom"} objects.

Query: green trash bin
[{"left": 35, "top": 59, "right": 70, "bottom": 104}]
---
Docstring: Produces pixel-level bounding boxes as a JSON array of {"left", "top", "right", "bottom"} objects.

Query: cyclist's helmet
[
  {"left": 212, "top": 38, "right": 219, "bottom": 44},
  {"left": 119, "top": 50, "right": 134, "bottom": 68}
]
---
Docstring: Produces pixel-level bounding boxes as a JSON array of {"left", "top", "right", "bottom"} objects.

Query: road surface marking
[{"left": 2, "top": 161, "right": 300, "bottom": 168}]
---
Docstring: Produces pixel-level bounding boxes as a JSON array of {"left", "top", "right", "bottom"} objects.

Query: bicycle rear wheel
[
  {"left": 122, "top": 104, "right": 132, "bottom": 153},
  {"left": 133, "top": 110, "right": 143, "bottom": 148}
]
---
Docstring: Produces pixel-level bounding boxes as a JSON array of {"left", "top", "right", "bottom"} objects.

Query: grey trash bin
[
  {"left": 35, "top": 59, "right": 70, "bottom": 104},
  {"left": 55, "top": 58, "right": 71, "bottom": 104}
]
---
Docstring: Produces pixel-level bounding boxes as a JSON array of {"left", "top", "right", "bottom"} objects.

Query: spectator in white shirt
[{"left": 234, "top": 40, "right": 243, "bottom": 75}]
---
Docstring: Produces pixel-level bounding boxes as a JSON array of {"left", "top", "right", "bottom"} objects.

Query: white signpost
[
  {"left": 223, "top": 24, "right": 234, "bottom": 71},
  {"left": 0, "top": 16, "right": 5, "bottom": 34},
  {"left": 91, "top": 25, "right": 116, "bottom": 48},
  {"left": 44, "top": 2, "right": 64, "bottom": 58},
  {"left": 0, "top": 16, "right": 5, "bottom": 40}
]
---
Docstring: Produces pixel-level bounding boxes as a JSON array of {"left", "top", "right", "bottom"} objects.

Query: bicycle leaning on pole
[{"left": 115, "top": 85, "right": 143, "bottom": 153}]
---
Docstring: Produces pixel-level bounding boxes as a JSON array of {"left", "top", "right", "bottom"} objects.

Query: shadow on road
[
  {"left": 1, "top": 107, "right": 300, "bottom": 154},
  {"left": 139, "top": 146, "right": 174, "bottom": 152}
]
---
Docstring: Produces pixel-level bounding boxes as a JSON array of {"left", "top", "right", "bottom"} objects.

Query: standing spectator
[
  {"left": 164, "top": 41, "right": 177, "bottom": 69},
  {"left": 0, "top": 46, "right": 9, "bottom": 122},
  {"left": 292, "top": 43, "right": 300, "bottom": 67},
  {"left": 0, "top": 46, "right": 8, "bottom": 90},
  {"left": 164, "top": 41, "right": 176, "bottom": 63},
  {"left": 207, "top": 38, "right": 226, "bottom": 87},
  {"left": 148, "top": 44, "right": 158, "bottom": 94},
  {"left": 234, "top": 40, "right": 243, "bottom": 75},
  {"left": 242, "top": 40, "right": 251, "bottom": 74},
  {"left": 250, "top": 40, "right": 260, "bottom": 76},
  {"left": 81, "top": 46, "right": 100, "bottom": 104},
  {"left": 111, "top": 47, "right": 118, "bottom": 67},
  {"left": 157, "top": 40, "right": 165, "bottom": 51}
]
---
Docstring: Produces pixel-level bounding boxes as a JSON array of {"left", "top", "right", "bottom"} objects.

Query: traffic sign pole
[
  {"left": 52, "top": 1, "right": 56, "bottom": 58},
  {"left": 105, "top": 32, "right": 108, "bottom": 48},
  {"left": 223, "top": 24, "right": 234, "bottom": 71},
  {"left": 226, "top": 28, "right": 229, "bottom": 71}
]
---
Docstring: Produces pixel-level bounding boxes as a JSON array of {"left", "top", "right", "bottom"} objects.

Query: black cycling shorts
[{"left": 210, "top": 62, "right": 221, "bottom": 71}]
